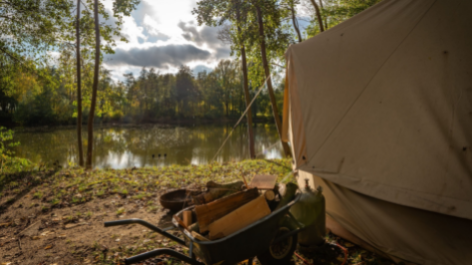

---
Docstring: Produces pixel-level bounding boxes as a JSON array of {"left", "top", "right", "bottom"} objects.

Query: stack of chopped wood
[{"left": 174, "top": 175, "right": 298, "bottom": 241}]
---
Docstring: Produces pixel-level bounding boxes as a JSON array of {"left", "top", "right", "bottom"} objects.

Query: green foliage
[
  {"left": 0, "top": 127, "right": 31, "bottom": 173},
  {"left": 77, "top": 0, "right": 140, "bottom": 57},
  {"left": 304, "top": 0, "right": 382, "bottom": 37},
  {"left": 0, "top": 0, "right": 73, "bottom": 72},
  {"left": 193, "top": 0, "right": 293, "bottom": 110},
  {"left": 3, "top": 54, "right": 284, "bottom": 124}
]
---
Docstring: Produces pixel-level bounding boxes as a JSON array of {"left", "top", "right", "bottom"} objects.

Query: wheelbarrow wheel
[{"left": 257, "top": 226, "right": 297, "bottom": 265}]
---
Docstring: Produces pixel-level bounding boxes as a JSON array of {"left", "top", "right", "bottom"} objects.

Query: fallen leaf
[
  {"left": 115, "top": 238, "right": 120, "bottom": 242},
  {"left": 45, "top": 245, "right": 53, "bottom": 250},
  {"left": 345, "top": 242, "right": 355, "bottom": 247},
  {"left": 64, "top": 223, "right": 85, "bottom": 229},
  {"left": 31, "top": 236, "right": 40, "bottom": 240},
  {"left": 337, "top": 257, "right": 346, "bottom": 262},
  {"left": 41, "top": 231, "right": 52, "bottom": 236},
  {"left": 1, "top": 262, "right": 12, "bottom": 265}
]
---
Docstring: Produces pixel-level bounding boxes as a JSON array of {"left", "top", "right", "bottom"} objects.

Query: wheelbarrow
[{"left": 104, "top": 195, "right": 303, "bottom": 265}]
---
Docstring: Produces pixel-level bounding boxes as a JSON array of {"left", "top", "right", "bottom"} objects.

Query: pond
[{"left": 12, "top": 124, "right": 284, "bottom": 169}]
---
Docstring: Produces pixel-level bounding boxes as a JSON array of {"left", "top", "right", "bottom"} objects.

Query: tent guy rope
[{"left": 211, "top": 76, "right": 270, "bottom": 162}]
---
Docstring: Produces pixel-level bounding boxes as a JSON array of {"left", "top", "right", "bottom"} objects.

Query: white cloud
[
  {"left": 102, "top": 0, "right": 234, "bottom": 81},
  {"left": 140, "top": 0, "right": 196, "bottom": 40},
  {"left": 121, "top": 15, "right": 147, "bottom": 47}
]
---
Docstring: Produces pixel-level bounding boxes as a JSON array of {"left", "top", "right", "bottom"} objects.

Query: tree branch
[{"left": 0, "top": 46, "right": 22, "bottom": 63}]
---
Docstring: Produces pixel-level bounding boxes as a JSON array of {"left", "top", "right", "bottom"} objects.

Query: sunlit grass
[{"left": 30, "top": 159, "right": 292, "bottom": 211}]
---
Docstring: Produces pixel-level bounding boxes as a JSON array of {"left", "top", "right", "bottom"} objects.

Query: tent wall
[
  {"left": 283, "top": 0, "right": 472, "bottom": 263},
  {"left": 284, "top": 0, "right": 472, "bottom": 220},
  {"left": 302, "top": 172, "right": 472, "bottom": 265}
]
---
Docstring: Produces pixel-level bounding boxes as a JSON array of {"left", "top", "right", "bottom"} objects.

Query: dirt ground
[
  {"left": 0, "top": 162, "right": 394, "bottom": 265},
  {"left": 0, "top": 189, "right": 176, "bottom": 264},
  {"left": 0, "top": 192, "right": 391, "bottom": 265}
]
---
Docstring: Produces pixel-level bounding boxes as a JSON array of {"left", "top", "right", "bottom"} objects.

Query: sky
[
  {"left": 98, "top": 0, "right": 310, "bottom": 82},
  {"left": 101, "top": 0, "right": 232, "bottom": 81}
]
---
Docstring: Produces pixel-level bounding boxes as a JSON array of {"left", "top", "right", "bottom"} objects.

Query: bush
[{"left": 0, "top": 127, "right": 31, "bottom": 173}]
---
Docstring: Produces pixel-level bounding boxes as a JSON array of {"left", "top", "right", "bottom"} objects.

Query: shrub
[{"left": 0, "top": 127, "right": 31, "bottom": 173}]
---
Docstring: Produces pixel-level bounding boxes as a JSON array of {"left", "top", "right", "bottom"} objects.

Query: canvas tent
[{"left": 282, "top": 0, "right": 472, "bottom": 264}]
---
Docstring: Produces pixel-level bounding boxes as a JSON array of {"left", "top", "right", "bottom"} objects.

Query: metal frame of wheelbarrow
[{"left": 104, "top": 195, "right": 303, "bottom": 265}]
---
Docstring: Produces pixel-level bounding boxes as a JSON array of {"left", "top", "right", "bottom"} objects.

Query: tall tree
[
  {"left": 253, "top": 0, "right": 292, "bottom": 157},
  {"left": 318, "top": 0, "right": 328, "bottom": 29},
  {"left": 303, "top": 0, "right": 381, "bottom": 37},
  {"left": 84, "top": 0, "right": 139, "bottom": 169},
  {"left": 175, "top": 65, "right": 198, "bottom": 117},
  {"left": 285, "top": 0, "right": 303, "bottom": 42},
  {"left": 193, "top": 0, "right": 258, "bottom": 158},
  {"left": 236, "top": 2, "right": 256, "bottom": 158},
  {"left": 309, "top": 0, "right": 325, "bottom": 32},
  {"left": 86, "top": 0, "right": 101, "bottom": 169},
  {"left": 76, "top": 0, "right": 84, "bottom": 166}
]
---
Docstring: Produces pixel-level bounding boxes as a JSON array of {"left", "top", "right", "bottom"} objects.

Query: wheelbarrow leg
[{"left": 124, "top": 248, "right": 205, "bottom": 265}]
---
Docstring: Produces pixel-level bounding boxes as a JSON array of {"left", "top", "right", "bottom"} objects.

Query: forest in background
[
  {"left": 1, "top": 56, "right": 286, "bottom": 126},
  {"left": 0, "top": 0, "right": 381, "bottom": 127}
]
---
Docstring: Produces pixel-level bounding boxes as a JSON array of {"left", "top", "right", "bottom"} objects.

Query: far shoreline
[{"left": 6, "top": 116, "right": 278, "bottom": 132}]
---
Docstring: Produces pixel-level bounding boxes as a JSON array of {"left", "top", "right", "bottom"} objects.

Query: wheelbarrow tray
[
  {"left": 174, "top": 196, "right": 300, "bottom": 265},
  {"left": 104, "top": 195, "right": 301, "bottom": 265}
]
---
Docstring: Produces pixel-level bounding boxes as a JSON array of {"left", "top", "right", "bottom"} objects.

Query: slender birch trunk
[
  {"left": 309, "top": 0, "right": 325, "bottom": 32},
  {"left": 85, "top": 0, "right": 100, "bottom": 169},
  {"left": 76, "top": 0, "right": 84, "bottom": 166}
]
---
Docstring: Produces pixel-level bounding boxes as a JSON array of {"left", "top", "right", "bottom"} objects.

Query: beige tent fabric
[
  {"left": 284, "top": 0, "right": 472, "bottom": 220},
  {"left": 285, "top": 55, "right": 307, "bottom": 167},
  {"left": 310, "top": 173, "right": 472, "bottom": 265}
]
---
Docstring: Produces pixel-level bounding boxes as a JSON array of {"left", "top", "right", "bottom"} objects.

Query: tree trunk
[
  {"left": 86, "top": 0, "right": 100, "bottom": 169},
  {"left": 225, "top": 101, "right": 229, "bottom": 117},
  {"left": 318, "top": 0, "right": 328, "bottom": 29},
  {"left": 76, "top": 0, "right": 84, "bottom": 167},
  {"left": 309, "top": 0, "right": 325, "bottom": 32},
  {"left": 255, "top": 5, "right": 291, "bottom": 157},
  {"left": 289, "top": 2, "right": 303, "bottom": 42},
  {"left": 237, "top": 16, "right": 256, "bottom": 158}
]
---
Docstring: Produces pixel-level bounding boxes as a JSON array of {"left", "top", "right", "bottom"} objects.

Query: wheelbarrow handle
[
  {"left": 104, "top": 219, "right": 136, "bottom": 227},
  {"left": 124, "top": 248, "right": 204, "bottom": 265},
  {"left": 104, "top": 219, "right": 186, "bottom": 246}
]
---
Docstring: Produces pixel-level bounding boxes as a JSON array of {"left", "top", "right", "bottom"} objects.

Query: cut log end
[{"left": 264, "top": 190, "right": 275, "bottom": 201}]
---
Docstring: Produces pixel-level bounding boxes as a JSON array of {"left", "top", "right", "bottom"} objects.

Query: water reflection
[{"left": 13, "top": 124, "right": 284, "bottom": 169}]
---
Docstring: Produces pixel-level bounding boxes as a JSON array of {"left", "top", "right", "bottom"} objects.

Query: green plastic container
[{"left": 290, "top": 179, "right": 326, "bottom": 247}]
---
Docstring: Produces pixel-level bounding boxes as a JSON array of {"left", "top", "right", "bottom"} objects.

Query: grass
[
  {"left": 85, "top": 211, "right": 93, "bottom": 219},
  {"left": 115, "top": 207, "right": 125, "bottom": 215},
  {"left": 41, "top": 205, "right": 49, "bottom": 212},
  {"left": 25, "top": 159, "right": 293, "bottom": 214},
  {"left": 33, "top": 190, "right": 43, "bottom": 199},
  {"left": 1, "top": 159, "right": 394, "bottom": 265}
]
